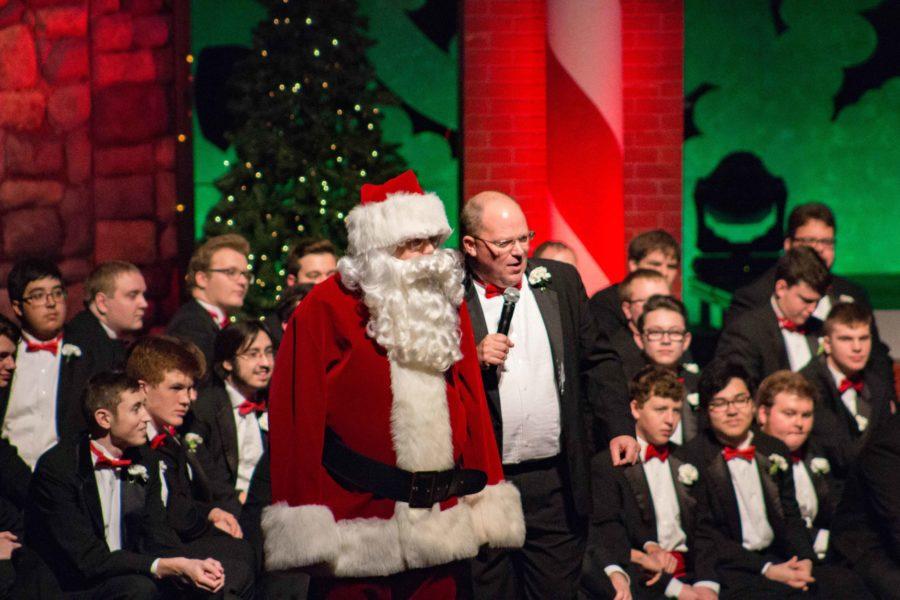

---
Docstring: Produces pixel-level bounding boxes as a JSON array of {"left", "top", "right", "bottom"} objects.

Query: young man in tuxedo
[
  {"left": 66, "top": 261, "right": 149, "bottom": 411},
  {"left": 581, "top": 366, "right": 710, "bottom": 600},
  {"left": 609, "top": 270, "right": 672, "bottom": 379},
  {"left": 800, "top": 302, "right": 895, "bottom": 473},
  {"left": 167, "top": 234, "right": 251, "bottom": 369},
  {"left": 27, "top": 371, "right": 228, "bottom": 598},
  {"left": 590, "top": 230, "right": 680, "bottom": 338},
  {"left": 1, "top": 259, "right": 83, "bottom": 485},
  {"left": 756, "top": 371, "right": 838, "bottom": 561},
  {"left": 126, "top": 337, "right": 256, "bottom": 594},
  {"left": 633, "top": 296, "right": 701, "bottom": 446},
  {"left": 716, "top": 247, "right": 831, "bottom": 385},
  {"left": 462, "top": 191, "right": 636, "bottom": 599},
  {"left": 680, "top": 361, "right": 870, "bottom": 599}
]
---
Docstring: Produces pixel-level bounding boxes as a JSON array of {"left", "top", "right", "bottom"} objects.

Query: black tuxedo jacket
[
  {"left": 588, "top": 283, "right": 627, "bottom": 338},
  {"left": 716, "top": 302, "right": 821, "bottom": 386},
  {"left": 166, "top": 299, "right": 220, "bottom": 373},
  {"left": 65, "top": 310, "right": 127, "bottom": 392},
  {"left": 582, "top": 445, "right": 698, "bottom": 595},
  {"left": 801, "top": 355, "right": 895, "bottom": 474},
  {"left": 793, "top": 437, "right": 839, "bottom": 548},
  {"left": 26, "top": 437, "right": 180, "bottom": 592},
  {"left": 464, "top": 259, "right": 631, "bottom": 516},
  {"left": 678, "top": 430, "right": 814, "bottom": 580}
]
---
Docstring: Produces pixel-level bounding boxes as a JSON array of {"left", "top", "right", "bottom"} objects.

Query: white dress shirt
[
  {"left": 196, "top": 298, "right": 226, "bottom": 328},
  {"left": 793, "top": 460, "right": 818, "bottom": 528},
  {"left": 828, "top": 362, "right": 860, "bottom": 420},
  {"left": 726, "top": 433, "right": 775, "bottom": 552},
  {"left": 225, "top": 382, "right": 265, "bottom": 493},
  {"left": 2, "top": 333, "right": 62, "bottom": 469},
  {"left": 90, "top": 442, "right": 123, "bottom": 551},
  {"left": 147, "top": 421, "right": 170, "bottom": 507},
  {"left": 475, "top": 280, "right": 559, "bottom": 464},
  {"left": 772, "top": 298, "right": 813, "bottom": 372}
]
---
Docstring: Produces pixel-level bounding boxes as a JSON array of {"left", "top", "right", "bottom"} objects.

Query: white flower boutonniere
[
  {"left": 258, "top": 412, "right": 269, "bottom": 432},
  {"left": 839, "top": 294, "right": 855, "bottom": 304},
  {"left": 768, "top": 453, "right": 789, "bottom": 475},
  {"left": 528, "top": 266, "right": 551, "bottom": 290},
  {"left": 686, "top": 393, "right": 700, "bottom": 410},
  {"left": 855, "top": 414, "right": 869, "bottom": 432},
  {"left": 810, "top": 457, "right": 831, "bottom": 475},
  {"left": 678, "top": 463, "right": 699, "bottom": 486},
  {"left": 683, "top": 362, "right": 699, "bottom": 374},
  {"left": 127, "top": 464, "right": 149, "bottom": 483},
  {"left": 816, "top": 336, "right": 825, "bottom": 356},
  {"left": 184, "top": 433, "right": 203, "bottom": 453},
  {"left": 61, "top": 343, "right": 82, "bottom": 359}
]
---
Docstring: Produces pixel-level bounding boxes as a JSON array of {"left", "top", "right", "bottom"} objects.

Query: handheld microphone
[{"left": 496, "top": 287, "right": 520, "bottom": 336}]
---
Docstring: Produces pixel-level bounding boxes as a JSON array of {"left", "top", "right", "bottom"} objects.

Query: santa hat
[{"left": 345, "top": 170, "right": 451, "bottom": 255}]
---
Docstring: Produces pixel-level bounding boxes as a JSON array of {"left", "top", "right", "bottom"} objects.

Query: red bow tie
[
  {"left": 790, "top": 450, "right": 805, "bottom": 464},
  {"left": 25, "top": 335, "right": 62, "bottom": 356},
  {"left": 778, "top": 317, "right": 807, "bottom": 334},
  {"left": 644, "top": 444, "right": 669, "bottom": 462},
  {"left": 150, "top": 425, "right": 176, "bottom": 449},
  {"left": 90, "top": 443, "right": 131, "bottom": 469},
  {"left": 476, "top": 278, "right": 522, "bottom": 300},
  {"left": 207, "top": 311, "right": 228, "bottom": 329},
  {"left": 838, "top": 377, "right": 864, "bottom": 394},
  {"left": 723, "top": 446, "right": 756, "bottom": 462},
  {"left": 238, "top": 400, "right": 266, "bottom": 416}
]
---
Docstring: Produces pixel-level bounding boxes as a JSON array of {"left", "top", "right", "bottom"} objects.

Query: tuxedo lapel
[
  {"left": 182, "top": 439, "right": 213, "bottom": 501},
  {"left": 120, "top": 454, "right": 147, "bottom": 550},
  {"left": 755, "top": 453, "right": 785, "bottom": 523},
  {"left": 763, "top": 305, "right": 790, "bottom": 371},
  {"left": 215, "top": 390, "right": 239, "bottom": 477},
  {"left": 77, "top": 439, "right": 105, "bottom": 539},
  {"left": 668, "top": 454, "right": 696, "bottom": 536},
  {"left": 464, "top": 278, "right": 489, "bottom": 343},
  {"left": 622, "top": 462, "right": 655, "bottom": 530},
  {"left": 527, "top": 266, "right": 565, "bottom": 395},
  {"left": 708, "top": 455, "right": 744, "bottom": 541},
  {"left": 463, "top": 276, "right": 501, "bottom": 421}
]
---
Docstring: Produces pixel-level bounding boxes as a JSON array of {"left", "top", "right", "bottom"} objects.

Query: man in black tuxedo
[
  {"left": 126, "top": 337, "right": 256, "bottom": 593},
  {"left": 717, "top": 247, "right": 831, "bottom": 386},
  {"left": 830, "top": 411, "right": 900, "bottom": 598},
  {"left": 27, "top": 371, "right": 230, "bottom": 598},
  {"left": 756, "top": 371, "right": 839, "bottom": 561},
  {"left": 680, "top": 361, "right": 870, "bottom": 599},
  {"left": 462, "top": 191, "right": 637, "bottom": 599},
  {"left": 590, "top": 230, "right": 680, "bottom": 339},
  {"left": 800, "top": 302, "right": 895, "bottom": 475},
  {"left": 66, "top": 261, "right": 149, "bottom": 410},
  {"left": 609, "top": 270, "right": 671, "bottom": 380},
  {"left": 581, "top": 366, "right": 709, "bottom": 599},
  {"left": 167, "top": 234, "right": 252, "bottom": 370},
  {"left": 723, "top": 202, "right": 892, "bottom": 384}
]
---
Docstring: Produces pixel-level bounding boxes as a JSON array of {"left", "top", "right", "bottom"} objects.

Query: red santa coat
[{"left": 262, "top": 274, "right": 525, "bottom": 577}]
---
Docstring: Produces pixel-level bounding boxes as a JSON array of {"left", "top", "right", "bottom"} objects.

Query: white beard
[{"left": 337, "top": 248, "right": 465, "bottom": 372}]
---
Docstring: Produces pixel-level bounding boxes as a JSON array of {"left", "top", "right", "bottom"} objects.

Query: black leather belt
[{"left": 322, "top": 427, "right": 488, "bottom": 508}]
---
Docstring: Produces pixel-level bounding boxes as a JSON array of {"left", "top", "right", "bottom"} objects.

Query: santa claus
[{"left": 263, "top": 171, "right": 525, "bottom": 597}]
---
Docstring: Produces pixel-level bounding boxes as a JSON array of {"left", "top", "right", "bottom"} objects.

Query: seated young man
[
  {"left": 680, "top": 361, "right": 871, "bottom": 599},
  {"left": 757, "top": 371, "right": 838, "bottom": 561},
  {"left": 609, "top": 270, "right": 672, "bottom": 378},
  {"left": 717, "top": 247, "right": 832, "bottom": 385},
  {"left": 633, "top": 295, "right": 701, "bottom": 445},
  {"left": 581, "top": 366, "right": 711, "bottom": 600},
  {"left": 126, "top": 336, "right": 256, "bottom": 594},
  {"left": 27, "top": 371, "right": 227, "bottom": 598},
  {"left": 800, "top": 302, "right": 895, "bottom": 473}
]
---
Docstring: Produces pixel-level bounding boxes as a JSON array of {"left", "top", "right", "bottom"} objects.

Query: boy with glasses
[
  {"left": 608, "top": 270, "right": 672, "bottom": 383},
  {"left": 167, "top": 234, "right": 252, "bottom": 370}
]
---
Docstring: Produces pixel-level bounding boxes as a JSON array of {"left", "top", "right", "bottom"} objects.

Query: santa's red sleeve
[{"left": 455, "top": 302, "right": 526, "bottom": 548}]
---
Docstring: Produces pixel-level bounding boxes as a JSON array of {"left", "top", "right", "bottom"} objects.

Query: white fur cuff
[
  {"left": 464, "top": 481, "right": 527, "bottom": 548},
  {"left": 262, "top": 503, "right": 339, "bottom": 571}
]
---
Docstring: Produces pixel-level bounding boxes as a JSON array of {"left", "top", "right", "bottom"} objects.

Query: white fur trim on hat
[{"left": 346, "top": 192, "right": 451, "bottom": 254}]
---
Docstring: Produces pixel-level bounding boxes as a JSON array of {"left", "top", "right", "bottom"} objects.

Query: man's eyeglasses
[
  {"left": 708, "top": 394, "right": 753, "bottom": 412},
  {"left": 237, "top": 348, "right": 276, "bottom": 361},
  {"left": 792, "top": 236, "right": 836, "bottom": 249},
  {"left": 22, "top": 288, "right": 66, "bottom": 305},
  {"left": 208, "top": 268, "right": 255, "bottom": 285},
  {"left": 642, "top": 329, "right": 687, "bottom": 342},
  {"left": 473, "top": 231, "right": 535, "bottom": 253}
]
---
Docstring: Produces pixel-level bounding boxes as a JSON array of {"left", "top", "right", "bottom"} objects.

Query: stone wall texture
[{"left": 0, "top": 0, "right": 178, "bottom": 323}]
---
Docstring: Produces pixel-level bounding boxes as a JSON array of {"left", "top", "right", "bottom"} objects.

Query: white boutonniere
[
  {"left": 258, "top": 412, "right": 269, "bottom": 432},
  {"left": 683, "top": 362, "right": 699, "bottom": 374},
  {"left": 184, "top": 433, "right": 203, "bottom": 453},
  {"left": 126, "top": 464, "right": 149, "bottom": 483},
  {"left": 855, "top": 414, "right": 869, "bottom": 432},
  {"left": 60, "top": 343, "right": 82, "bottom": 359},
  {"left": 678, "top": 463, "right": 699, "bottom": 486},
  {"left": 686, "top": 393, "right": 700, "bottom": 410},
  {"left": 816, "top": 336, "right": 825, "bottom": 356},
  {"left": 768, "top": 453, "right": 789, "bottom": 475},
  {"left": 839, "top": 294, "right": 855, "bottom": 304},
  {"left": 810, "top": 457, "right": 831, "bottom": 475},
  {"left": 528, "top": 266, "right": 551, "bottom": 290}
]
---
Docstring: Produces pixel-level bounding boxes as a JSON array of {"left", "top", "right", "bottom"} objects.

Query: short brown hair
[
  {"left": 630, "top": 365, "right": 685, "bottom": 408},
  {"left": 774, "top": 246, "right": 832, "bottom": 296},
  {"left": 619, "top": 269, "right": 668, "bottom": 302},
  {"left": 637, "top": 295, "right": 687, "bottom": 332},
  {"left": 286, "top": 238, "right": 338, "bottom": 277},
  {"left": 786, "top": 202, "right": 835, "bottom": 240},
  {"left": 533, "top": 240, "right": 572, "bottom": 258},
  {"left": 84, "top": 261, "right": 141, "bottom": 308},
  {"left": 628, "top": 230, "right": 680, "bottom": 265},
  {"left": 824, "top": 302, "right": 872, "bottom": 336},
  {"left": 126, "top": 336, "right": 206, "bottom": 385},
  {"left": 756, "top": 370, "right": 817, "bottom": 408},
  {"left": 84, "top": 371, "right": 141, "bottom": 431},
  {"left": 186, "top": 234, "right": 250, "bottom": 290}
]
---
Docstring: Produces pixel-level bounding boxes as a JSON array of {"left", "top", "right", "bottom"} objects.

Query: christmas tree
[{"left": 204, "top": 0, "right": 406, "bottom": 315}]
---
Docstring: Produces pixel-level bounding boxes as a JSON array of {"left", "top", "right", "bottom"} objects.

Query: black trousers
[
  {"left": 0, "top": 547, "right": 64, "bottom": 599},
  {"left": 64, "top": 573, "right": 160, "bottom": 600},
  {"left": 177, "top": 532, "right": 257, "bottom": 599},
  {"left": 471, "top": 456, "right": 586, "bottom": 600},
  {"left": 719, "top": 563, "right": 875, "bottom": 600}
]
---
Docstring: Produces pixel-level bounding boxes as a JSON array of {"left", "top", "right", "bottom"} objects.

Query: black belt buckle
[{"left": 408, "top": 470, "right": 452, "bottom": 508}]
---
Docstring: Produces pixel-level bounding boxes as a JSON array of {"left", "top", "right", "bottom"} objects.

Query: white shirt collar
[
  {"left": 225, "top": 380, "right": 251, "bottom": 410},
  {"left": 826, "top": 360, "right": 854, "bottom": 389},
  {"left": 195, "top": 298, "right": 226, "bottom": 323}
]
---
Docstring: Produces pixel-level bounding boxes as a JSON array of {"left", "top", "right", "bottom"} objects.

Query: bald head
[
  {"left": 461, "top": 191, "right": 523, "bottom": 238},
  {"left": 462, "top": 191, "right": 530, "bottom": 288}
]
